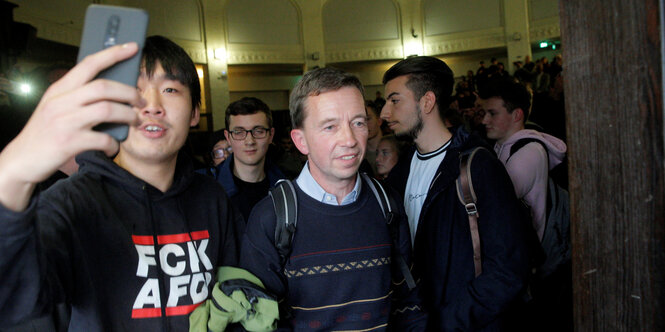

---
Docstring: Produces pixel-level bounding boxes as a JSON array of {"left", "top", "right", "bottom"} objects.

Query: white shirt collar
[{"left": 295, "top": 161, "right": 361, "bottom": 206}]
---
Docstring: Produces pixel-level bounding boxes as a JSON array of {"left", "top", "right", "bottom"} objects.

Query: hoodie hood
[
  {"left": 75, "top": 150, "right": 195, "bottom": 198},
  {"left": 494, "top": 129, "right": 567, "bottom": 169}
]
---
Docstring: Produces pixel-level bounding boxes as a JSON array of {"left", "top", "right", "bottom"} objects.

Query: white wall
[
  {"left": 323, "top": 0, "right": 399, "bottom": 42},
  {"left": 424, "top": 0, "right": 503, "bottom": 35}
]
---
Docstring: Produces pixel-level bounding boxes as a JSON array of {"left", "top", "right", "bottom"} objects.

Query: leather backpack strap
[{"left": 456, "top": 147, "right": 484, "bottom": 277}]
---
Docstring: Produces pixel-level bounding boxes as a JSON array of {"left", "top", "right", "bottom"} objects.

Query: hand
[{"left": 0, "top": 43, "right": 144, "bottom": 211}]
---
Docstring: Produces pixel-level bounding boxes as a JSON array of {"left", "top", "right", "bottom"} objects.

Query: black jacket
[
  {"left": 0, "top": 151, "right": 243, "bottom": 331},
  {"left": 386, "top": 127, "right": 531, "bottom": 331}
]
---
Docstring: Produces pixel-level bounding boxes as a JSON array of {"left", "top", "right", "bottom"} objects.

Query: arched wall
[{"left": 11, "top": 0, "right": 561, "bottom": 129}]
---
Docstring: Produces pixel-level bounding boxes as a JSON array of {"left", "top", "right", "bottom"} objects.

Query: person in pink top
[{"left": 479, "top": 78, "right": 567, "bottom": 240}]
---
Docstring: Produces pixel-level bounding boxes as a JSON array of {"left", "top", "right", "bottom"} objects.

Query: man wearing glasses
[{"left": 213, "top": 97, "right": 285, "bottom": 222}]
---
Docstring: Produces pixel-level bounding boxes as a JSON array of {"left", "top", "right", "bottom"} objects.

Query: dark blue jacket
[
  {"left": 213, "top": 154, "right": 285, "bottom": 198},
  {"left": 386, "top": 126, "right": 531, "bottom": 331}
]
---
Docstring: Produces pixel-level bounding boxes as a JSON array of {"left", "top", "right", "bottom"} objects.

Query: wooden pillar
[{"left": 560, "top": 0, "right": 665, "bottom": 330}]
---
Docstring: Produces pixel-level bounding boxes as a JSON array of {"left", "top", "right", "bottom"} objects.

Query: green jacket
[{"left": 190, "top": 266, "right": 279, "bottom": 332}]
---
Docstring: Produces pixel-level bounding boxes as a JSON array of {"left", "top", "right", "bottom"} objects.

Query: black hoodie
[{"left": 0, "top": 151, "right": 243, "bottom": 331}]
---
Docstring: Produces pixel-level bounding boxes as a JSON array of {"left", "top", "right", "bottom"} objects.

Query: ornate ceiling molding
[
  {"left": 529, "top": 18, "right": 561, "bottom": 41},
  {"left": 226, "top": 44, "right": 304, "bottom": 64},
  {"left": 325, "top": 43, "right": 404, "bottom": 63},
  {"left": 184, "top": 47, "right": 208, "bottom": 64},
  {"left": 424, "top": 27, "right": 506, "bottom": 55}
]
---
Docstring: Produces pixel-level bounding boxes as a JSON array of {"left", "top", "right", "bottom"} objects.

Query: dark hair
[
  {"left": 443, "top": 108, "right": 463, "bottom": 127},
  {"left": 142, "top": 35, "right": 201, "bottom": 110},
  {"left": 365, "top": 100, "right": 380, "bottom": 118},
  {"left": 379, "top": 134, "right": 405, "bottom": 158},
  {"left": 208, "top": 129, "right": 226, "bottom": 151},
  {"left": 289, "top": 67, "right": 364, "bottom": 129},
  {"left": 225, "top": 97, "right": 272, "bottom": 129},
  {"left": 382, "top": 56, "right": 454, "bottom": 118},
  {"left": 478, "top": 77, "right": 532, "bottom": 124}
]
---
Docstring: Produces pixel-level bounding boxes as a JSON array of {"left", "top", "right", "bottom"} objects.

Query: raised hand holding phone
[
  {"left": 0, "top": 43, "right": 144, "bottom": 212},
  {"left": 77, "top": 5, "right": 149, "bottom": 141}
]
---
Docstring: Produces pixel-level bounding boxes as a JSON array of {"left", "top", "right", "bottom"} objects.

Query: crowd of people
[
  {"left": 0, "top": 34, "right": 571, "bottom": 331},
  {"left": 452, "top": 55, "right": 567, "bottom": 143}
]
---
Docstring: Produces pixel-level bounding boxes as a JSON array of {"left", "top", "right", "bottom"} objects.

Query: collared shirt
[{"left": 295, "top": 161, "right": 361, "bottom": 206}]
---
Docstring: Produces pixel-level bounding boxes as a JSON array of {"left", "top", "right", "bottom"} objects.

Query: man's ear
[
  {"left": 190, "top": 106, "right": 201, "bottom": 127},
  {"left": 268, "top": 127, "right": 275, "bottom": 144},
  {"left": 291, "top": 129, "right": 309, "bottom": 155},
  {"left": 513, "top": 108, "right": 525, "bottom": 124},
  {"left": 224, "top": 129, "right": 231, "bottom": 141},
  {"left": 419, "top": 91, "right": 437, "bottom": 115}
]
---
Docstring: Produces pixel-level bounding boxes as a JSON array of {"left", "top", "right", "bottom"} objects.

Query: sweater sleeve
[
  {"left": 0, "top": 194, "right": 56, "bottom": 326},
  {"left": 438, "top": 149, "right": 531, "bottom": 331},
  {"left": 238, "top": 196, "right": 291, "bottom": 329}
]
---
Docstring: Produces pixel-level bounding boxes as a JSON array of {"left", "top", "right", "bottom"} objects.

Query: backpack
[
  {"left": 456, "top": 147, "right": 545, "bottom": 279},
  {"left": 508, "top": 138, "right": 571, "bottom": 277},
  {"left": 268, "top": 173, "right": 416, "bottom": 290}
]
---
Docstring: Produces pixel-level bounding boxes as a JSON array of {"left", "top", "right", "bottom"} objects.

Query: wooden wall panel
[{"left": 560, "top": 0, "right": 665, "bottom": 330}]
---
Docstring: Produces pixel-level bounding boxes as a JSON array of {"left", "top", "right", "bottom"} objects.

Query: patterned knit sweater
[{"left": 239, "top": 180, "right": 425, "bottom": 331}]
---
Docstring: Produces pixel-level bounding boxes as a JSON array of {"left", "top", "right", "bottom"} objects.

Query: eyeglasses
[
  {"left": 212, "top": 146, "right": 232, "bottom": 159},
  {"left": 228, "top": 127, "right": 270, "bottom": 140}
]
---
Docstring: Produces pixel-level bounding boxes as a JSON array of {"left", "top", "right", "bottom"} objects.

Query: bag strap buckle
[{"left": 465, "top": 203, "right": 478, "bottom": 216}]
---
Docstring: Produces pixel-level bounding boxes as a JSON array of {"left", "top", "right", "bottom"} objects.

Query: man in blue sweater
[{"left": 239, "top": 67, "right": 426, "bottom": 330}]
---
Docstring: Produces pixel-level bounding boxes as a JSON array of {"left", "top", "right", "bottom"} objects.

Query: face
[
  {"left": 375, "top": 140, "right": 399, "bottom": 178},
  {"left": 480, "top": 97, "right": 516, "bottom": 143},
  {"left": 118, "top": 61, "right": 199, "bottom": 165},
  {"left": 291, "top": 86, "right": 367, "bottom": 189},
  {"left": 224, "top": 112, "right": 274, "bottom": 168},
  {"left": 382, "top": 75, "right": 423, "bottom": 138},
  {"left": 366, "top": 106, "right": 382, "bottom": 140},
  {"left": 280, "top": 136, "right": 294, "bottom": 152},
  {"left": 211, "top": 140, "right": 231, "bottom": 166}
]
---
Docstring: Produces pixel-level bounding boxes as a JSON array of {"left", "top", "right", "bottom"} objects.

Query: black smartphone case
[{"left": 77, "top": 5, "right": 149, "bottom": 142}]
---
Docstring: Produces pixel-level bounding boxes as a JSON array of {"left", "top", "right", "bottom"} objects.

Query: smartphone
[{"left": 77, "top": 5, "right": 149, "bottom": 142}]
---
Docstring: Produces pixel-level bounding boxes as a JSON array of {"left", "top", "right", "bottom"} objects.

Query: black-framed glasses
[{"left": 228, "top": 127, "right": 270, "bottom": 140}]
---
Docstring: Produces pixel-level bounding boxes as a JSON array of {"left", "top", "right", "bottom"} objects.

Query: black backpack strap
[
  {"left": 269, "top": 179, "right": 298, "bottom": 268},
  {"left": 456, "top": 147, "right": 485, "bottom": 277},
  {"left": 361, "top": 173, "right": 392, "bottom": 218},
  {"left": 507, "top": 137, "right": 554, "bottom": 215},
  {"left": 508, "top": 138, "right": 549, "bottom": 162},
  {"left": 360, "top": 173, "right": 416, "bottom": 290}
]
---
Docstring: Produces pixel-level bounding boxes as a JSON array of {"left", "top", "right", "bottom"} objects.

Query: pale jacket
[{"left": 494, "top": 129, "right": 567, "bottom": 240}]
